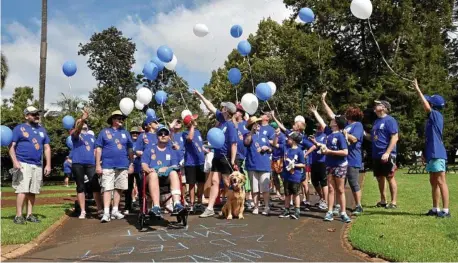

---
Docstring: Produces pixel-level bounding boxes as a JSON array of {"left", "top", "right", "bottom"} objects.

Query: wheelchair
[{"left": 137, "top": 169, "right": 189, "bottom": 230}]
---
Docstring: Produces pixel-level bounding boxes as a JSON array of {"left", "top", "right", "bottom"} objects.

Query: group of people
[{"left": 7, "top": 78, "right": 451, "bottom": 225}]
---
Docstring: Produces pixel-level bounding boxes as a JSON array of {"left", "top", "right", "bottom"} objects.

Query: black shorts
[
  {"left": 71, "top": 164, "right": 101, "bottom": 193},
  {"left": 185, "top": 165, "right": 206, "bottom": 184},
  {"left": 211, "top": 157, "right": 232, "bottom": 175},
  {"left": 373, "top": 155, "right": 397, "bottom": 177},
  {"left": 311, "top": 162, "right": 327, "bottom": 187},
  {"left": 284, "top": 180, "right": 301, "bottom": 196},
  {"left": 236, "top": 159, "right": 245, "bottom": 174}
]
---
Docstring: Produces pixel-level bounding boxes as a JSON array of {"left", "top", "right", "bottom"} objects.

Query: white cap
[
  {"left": 181, "top": 109, "right": 192, "bottom": 120},
  {"left": 294, "top": 115, "right": 306, "bottom": 124}
]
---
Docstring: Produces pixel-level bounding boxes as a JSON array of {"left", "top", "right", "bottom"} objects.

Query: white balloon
[
  {"left": 267, "top": 81, "right": 277, "bottom": 95},
  {"left": 165, "top": 55, "right": 178, "bottom": 71},
  {"left": 350, "top": 0, "right": 373, "bottom": 20},
  {"left": 241, "top": 93, "right": 259, "bottom": 115},
  {"left": 136, "top": 88, "right": 153, "bottom": 105},
  {"left": 135, "top": 100, "right": 144, "bottom": 110},
  {"left": 119, "top": 98, "right": 134, "bottom": 115},
  {"left": 193, "top": 24, "right": 209, "bottom": 37},
  {"left": 181, "top": 109, "right": 192, "bottom": 120}
]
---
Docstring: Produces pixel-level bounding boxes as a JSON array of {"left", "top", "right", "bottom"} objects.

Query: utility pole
[{"left": 39, "top": 0, "right": 47, "bottom": 115}]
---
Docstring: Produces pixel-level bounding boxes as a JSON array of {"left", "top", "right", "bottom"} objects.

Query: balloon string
[
  {"left": 173, "top": 72, "right": 190, "bottom": 110},
  {"left": 246, "top": 57, "right": 255, "bottom": 93},
  {"left": 265, "top": 101, "right": 273, "bottom": 111},
  {"left": 68, "top": 78, "right": 72, "bottom": 90},
  {"left": 160, "top": 104, "right": 168, "bottom": 128},
  {"left": 272, "top": 100, "right": 283, "bottom": 123},
  {"left": 235, "top": 86, "right": 238, "bottom": 103},
  {"left": 367, "top": 19, "right": 412, "bottom": 82}
]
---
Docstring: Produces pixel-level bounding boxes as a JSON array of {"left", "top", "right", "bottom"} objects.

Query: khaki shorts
[
  {"left": 12, "top": 162, "right": 43, "bottom": 194},
  {"left": 100, "top": 169, "right": 128, "bottom": 192},
  {"left": 248, "top": 171, "right": 271, "bottom": 193}
]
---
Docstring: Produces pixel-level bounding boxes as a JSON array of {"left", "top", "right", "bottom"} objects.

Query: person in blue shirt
[
  {"left": 244, "top": 116, "right": 273, "bottom": 216},
  {"left": 321, "top": 92, "right": 365, "bottom": 215},
  {"left": 71, "top": 109, "right": 101, "bottom": 219},
  {"left": 364, "top": 100, "right": 399, "bottom": 209},
  {"left": 277, "top": 132, "right": 305, "bottom": 220},
  {"left": 270, "top": 122, "right": 286, "bottom": 201},
  {"left": 135, "top": 115, "right": 161, "bottom": 159},
  {"left": 194, "top": 91, "right": 237, "bottom": 218},
  {"left": 8, "top": 106, "right": 51, "bottom": 225},
  {"left": 124, "top": 126, "right": 142, "bottom": 216},
  {"left": 63, "top": 156, "right": 72, "bottom": 187},
  {"left": 95, "top": 110, "right": 134, "bottom": 223},
  {"left": 169, "top": 118, "right": 186, "bottom": 203},
  {"left": 413, "top": 79, "right": 450, "bottom": 218},
  {"left": 141, "top": 126, "right": 184, "bottom": 218},
  {"left": 182, "top": 114, "right": 205, "bottom": 212}
]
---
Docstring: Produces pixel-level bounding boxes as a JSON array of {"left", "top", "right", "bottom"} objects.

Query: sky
[{"left": 1, "top": 0, "right": 293, "bottom": 110}]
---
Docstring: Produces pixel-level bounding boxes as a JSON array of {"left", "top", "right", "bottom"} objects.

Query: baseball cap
[
  {"left": 183, "top": 114, "right": 199, "bottom": 126},
  {"left": 334, "top": 115, "right": 347, "bottom": 130},
  {"left": 288, "top": 131, "right": 303, "bottom": 144},
  {"left": 374, "top": 100, "right": 391, "bottom": 111},
  {"left": 144, "top": 115, "right": 160, "bottom": 126},
  {"left": 220, "top": 102, "right": 237, "bottom": 114},
  {"left": 270, "top": 122, "right": 279, "bottom": 129},
  {"left": 24, "top": 106, "right": 42, "bottom": 115},
  {"left": 130, "top": 126, "right": 141, "bottom": 133},
  {"left": 294, "top": 115, "right": 306, "bottom": 124},
  {"left": 157, "top": 125, "right": 170, "bottom": 135},
  {"left": 107, "top": 110, "right": 126, "bottom": 124},
  {"left": 424, "top": 95, "right": 445, "bottom": 109}
]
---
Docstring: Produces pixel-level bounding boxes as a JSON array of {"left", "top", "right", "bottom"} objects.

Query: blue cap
[
  {"left": 157, "top": 125, "right": 170, "bottom": 135},
  {"left": 144, "top": 115, "right": 159, "bottom": 126},
  {"left": 425, "top": 95, "right": 445, "bottom": 109}
]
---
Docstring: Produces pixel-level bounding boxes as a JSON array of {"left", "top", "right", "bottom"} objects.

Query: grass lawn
[
  {"left": 1, "top": 184, "right": 75, "bottom": 193},
  {"left": 1, "top": 204, "right": 71, "bottom": 245},
  {"left": 349, "top": 170, "right": 458, "bottom": 262},
  {"left": 1, "top": 192, "right": 76, "bottom": 200}
]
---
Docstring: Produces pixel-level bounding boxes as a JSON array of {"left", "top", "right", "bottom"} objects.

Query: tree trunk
[{"left": 39, "top": 0, "right": 47, "bottom": 115}]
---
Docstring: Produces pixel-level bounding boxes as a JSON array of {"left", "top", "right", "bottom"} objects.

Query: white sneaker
[
  {"left": 79, "top": 211, "right": 86, "bottom": 219},
  {"left": 123, "top": 210, "right": 130, "bottom": 215},
  {"left": 111, "top": 211, "right": 125, "bottom": 220},
  {"left": 252, "top": 208, "right": 259, "bottom": 215},
  {"left": 101, "top": 213, "right": 111, "bottom": 223},
  {"left": 262, "top": 207, "right": 270, "bottom": 215}
]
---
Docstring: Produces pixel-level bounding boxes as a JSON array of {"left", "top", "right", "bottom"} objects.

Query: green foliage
[{"left": 1, "top": 52, "right": 8, "bottom": 89}]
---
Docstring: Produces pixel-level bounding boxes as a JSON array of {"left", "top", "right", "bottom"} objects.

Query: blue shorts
[{"left": 426, "top": 159, "right": 446, "bottom": 173}]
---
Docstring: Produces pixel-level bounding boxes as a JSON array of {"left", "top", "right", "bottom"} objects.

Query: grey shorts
[
  {"left": 12, "top": 162, "right": 43, "bottom": 194},
  {"left": 248, "top": 171, "right": 270, "bottom": 193},
  {"left": 100, "top": 169, "right": 128, "bottom": 192}
]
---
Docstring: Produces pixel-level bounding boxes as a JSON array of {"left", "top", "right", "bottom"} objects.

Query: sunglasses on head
[{"left": 158, "top": 132, "right": 169, "bottom": 137}]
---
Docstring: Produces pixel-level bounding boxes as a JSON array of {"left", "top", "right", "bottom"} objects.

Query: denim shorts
[{"left": 426, "top": 159, "right": 446, "bottom": 173}]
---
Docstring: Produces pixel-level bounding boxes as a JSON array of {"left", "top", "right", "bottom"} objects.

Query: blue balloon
[
  {"left": 157, "top": 45, "right": 174, "bottom": 63},
  {"left": 151, "top": 56, "right": 165, "bottom": 71},
  {"left": 155, "top": 90, "right": 168, "bottom": 105},
  {"left": 1, "top": 125, "right": 13, "bottom": 146},
  {"left": 230, "top": 25, "right": 243, "bottom": 38},
  {"left": 66, "top": 136, "right": 73, "bottom": 149},
  {"left": 207, "top": 128, "right": 225, "bottom": 149},
  {"left": 143, "top": 62, "right": 159, "bottom": 81},
  {"left": 62, "top": 61, "right": 77, "bottom": 77},
  {"left": 237, "top": 40, "right": 251, "bottom": 56},
  {"left": 299, "top": 7, "right": 315, "bottom": 23},
  {"left": 62, "top": 115, "right": 75, "bottom": 130},
  {"left": 228, "top": 68, "right": 242, "bottom": 85},
  {"left": 146, "top": 108, "right": 156, "bottom": 118},
  {"left": 255, "top": 83, "right": 272, "bottom": 101}
]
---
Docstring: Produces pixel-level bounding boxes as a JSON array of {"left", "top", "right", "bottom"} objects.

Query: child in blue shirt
[{"left": 63, "top": 156, "right": 72, "bottom": 187}]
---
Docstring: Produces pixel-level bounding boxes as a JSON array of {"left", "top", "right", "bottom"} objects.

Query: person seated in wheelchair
[{"left": 141, "top": 125, "right": 185, "bottom": 218}]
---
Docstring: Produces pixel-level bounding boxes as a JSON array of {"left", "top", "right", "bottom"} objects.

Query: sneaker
[
  {"left": 341, "top": 213, "right": 352, "bottom": 223},
  {"left": 149, "top": 207, "right": 162, "bottom": 218},
  {"left": 303, "top": 200, "right": 311, "bottom": 207},
  {"left": 279, "top": 208, "right": 290, "bottom": 218},
  {"left": 13, "top": 216, "right": 26, "bottom": 225},
  {"left": 111, "top": 211, "right": 125, "bottom": 220},
  {"left": 324, "top": 211, "right": 334, "bottom": 221},
  {"left": 437, "top": 211, "right": 451, "bottom": 218},
  {"left": 79, "top": 211, "right": 86, "bottom": 219},
  {"left": 194, "top": 203, "right": 204, "bottom": 212},
  {"left": 188, "top": 204, "right": 194, "bottom": 213},
  {"left": 246, "top": 201, "right": 254, "bottom": 210},
  {"left": 199, "top": 208, "right": 215, "bottom": 218},
  {"left": 123, "top": 210, "right": 130, "bottom": 215},
  {"left": 26, "top": 214, "right": 41, "bottom": 223},
  {"left": 252, "top": 208, "right": 259, "bottom": 215},
  {"left": 291, "top": 211, "right": 300, "bottom": 220},
  {"left": 332, "top": 205, "right": 340, "bottom": 216},
  {"left": 352, "top": 206, "right": 363, "bottom": 216},
  {"left": 165, "top": 203, "right": 173, "bottom": 214},
  {"left": 101, "top": 213, "right": 111, "bottom": 223},
  {"left": 318, "top": 202, "right": 328, "bottom": 211},
  {"left": 172, "top": 203, "right": 185, "bottom": 214},
  {"left": 425, "top": 209, "right": 438, "bottom": 216},
  {"left": 385, "top": 203, "right": 397, "bottom": 209},
  {"left": 262, "top": 207, "right": 270, "bottom": 216},
  {"left": 376, "top": 201, "right": 387, "bottom": 208}
]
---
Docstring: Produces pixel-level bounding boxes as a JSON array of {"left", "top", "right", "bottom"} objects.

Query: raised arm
[
  {"left": 72, "top": 109, "right": 89, "bottom": 138},
  {"left": 412, "top": 79, "right": 431, "bottom": 113},
  {"left": 193, "top": 90, "right": 217, "bottom": 114},
  {"left": 309, "top": 105, "right": 326, "bottom": 130},
  {"left": 270, "top": 111, "right": 287, "bottom": 132},
  {"left": 321, "top": 91, "right": 336, "bottom": 119}
]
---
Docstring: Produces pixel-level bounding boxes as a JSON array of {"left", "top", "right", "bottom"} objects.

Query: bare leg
[
  {"left": 327, "top": 175, "right": 335, "bottom": 212},
  {"left": 206, "top": 172, "right": 221, "bottom": 210},
  {"left": 376, "top": 176, "right": 387, "bottom": 203},
  {"left": 64, "top": 177, "right": 69, "bottom": 187},
  {"left": 113, "top": 189, "right": 122, "bottom": 208},
  {"left": 430, "top": 174, "right": 439, "bottom": 208},
  {"left": 148, "top": 173, "right": 160, "bottom": 207},
  {"left": 336, "top": 178, "right": 346, "bottom": 213},
  {"left": 169, "top": 171, "right": 182, "bottom": 204},
  {"left": 197, "top": 183, "right": 204, "bottom": 203},
  {"left": 16, "top": 193, "right": 26, "bottom": 217},
  {"left": 26, "top": 193, "right": 35, "bottom": 216},
  {"left": 189, "top": 184, "right": 196, "bottom": 205},
  {"left": 77, "top": 192, "right": 86, "bottom": 213},
  {"left": 387, "top": 176, "right": 398, "bottom": 204},
  {"left": 435, "top": 172, "right": 450, "bottom": 209},
  {"left": 93, "top": 192, "right": 103, "bottom": 211}
]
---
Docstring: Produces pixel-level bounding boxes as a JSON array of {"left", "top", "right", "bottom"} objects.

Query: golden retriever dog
[{"left": 220, "top": 171, "right": 246, "bottom": 220}]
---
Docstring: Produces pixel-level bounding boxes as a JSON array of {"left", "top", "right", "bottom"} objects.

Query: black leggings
[
  {"left": 125, "top": 173, "right": 142, "bottom": 210},
  {"left": 72, "top": 164, "right": 99, "bottom": 194},
  {"left": 311, "top": 162, "right": 327, "bottom": 188}
]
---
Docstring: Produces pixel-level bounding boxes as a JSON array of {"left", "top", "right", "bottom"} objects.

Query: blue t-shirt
[
  {"left": 425, "top": 110, "right": 447, "bottom": 162},
  {"left": 132, "top": 139, "right": 142, "bottom": 173},
  {"left": 172, "top": 132, "right": 185, "bottom": 162},
  {"left": 214, "top": 110, "right": 237, "bottom": 159},
  {"left": 325, "top": 132, "right": 348, "bottom": 167},
  {"left": 244, "top": 133, "right": 271, "bottom": 172},
  {"left": 282, "top": 146, "right": 305, "bottom": 183},
  {"left": 95, "top": 127, "right": 133, "bottom": 169},
  {"left": 285, "top": 128, "right": 314, "bottom": 151},
  {"left": 141, "top": 144, "right": 178, "bottom": 169},
  {"left": 371, "top": 115, "right": 398, "bottom": 158},
  {"left": 272, "top": 132, "right": 286, "bottom": 161},
  {"left": 311, "top": 130, "right": 328, "bottom": 164},
  {"left": 182, "top": 129, "right": 205, "bottom": 166},
  {"left": 260, "top": 124, "right": 275, "bottom": 141},
  {"left": 63, "top": 160, "right": 72, "bottom": 174},
  {"left": 71, "top": 133, "right": 96, "bottom": 165},
  {"left": 236, "top": 121, "right": 249, "bottom": 160},
  {"left": 12, "top": 123, "right": 50, "bottom": 165},
  {"left": 344, "top": 122, "right": 364, "bottom": 168},
  {"left": 135, "top": 132, "right": 158, "bottom": 153}
]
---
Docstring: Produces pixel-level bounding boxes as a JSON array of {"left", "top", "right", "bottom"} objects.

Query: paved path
[{"left": 9, "top": 192, "right": 364, "bottom": 262}]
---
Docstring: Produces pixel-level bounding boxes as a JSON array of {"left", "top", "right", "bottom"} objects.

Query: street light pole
[{"left": 39, "top": 0, "right": 48, "bottom": 115}]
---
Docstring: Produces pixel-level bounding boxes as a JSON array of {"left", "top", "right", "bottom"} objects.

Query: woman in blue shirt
[{"left": 413, "top": 79, "right": 450, "bottom": 218}]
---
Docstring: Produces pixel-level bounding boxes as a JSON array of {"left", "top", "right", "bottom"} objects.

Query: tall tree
[
  {"left": 1, "top": 53, "right": 8, "bottom": 89},
  {"left": 51, "top": 93, "right": 85, "bottom": 114},
  {"left": 38, "top": 0, "right": 47, "bottom": 114}
]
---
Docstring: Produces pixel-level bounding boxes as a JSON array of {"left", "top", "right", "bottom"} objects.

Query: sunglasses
[
  {"left": 29, "top": 113, "right": 40, "bottom": 117},
  {"left": 82, "top": 127, "right": 88, "bottom": 130},
  {"left": 113, "top": 116, "right": 124, "bottom": 121},
  {"left": 157, "top": 132, "right": 169, "bottom": 137}
]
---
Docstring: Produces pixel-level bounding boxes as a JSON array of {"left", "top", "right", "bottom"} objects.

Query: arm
[
  {"left": 321, "top": 92, "right": 336, "bottom": 119},
  {"left": 413, "top": 78, "right": 431, "bottom": 113},
  {"left": 72, "top": 109, "right": 89, "bottom": 138},
  {"left": 95, "top": 147, "right": 102, "bottom": 173},
  {"left": 193, "top": 90, "right": 217, "bottom": 114},
  {"left": 272, "top": 133, "right": 279, "bottom": 148},
  {"left": 142, "top": 163, "right": 152, "bottom": 174},
  {"left": 8, "top": 142, "right": 22, "bottom": 169},
  {"left": 44, "top": 144, "right": 51, "bottom": 176},
  {"left": 385, "top": 133, "right": 399, "bottom": 157},
  {"left": 304, "top": 145, "right": 316, "bottom": 157},
  {"left": 186, "top": 126, "right": 195, "bottom": 142},
  {"left": 309, "top": 105, "right": 326, "bottom": 130},
  {"left": 231, "top": 143, "right": 237, "bottom": 165},
  {"left": 244, "top": 132, "right": 253, "bottom": 146},
  {"left": 270, "top": 111, "right": 287, "bottom": 132},
  {"left": 346, "top": 133, "right": 358, "bottom": 144},
  {"left": 325, "top": 148, "right": 348, "bottom": 157},
  {"left": 363, "top": 130, "right": 372, "bottom": 141}
]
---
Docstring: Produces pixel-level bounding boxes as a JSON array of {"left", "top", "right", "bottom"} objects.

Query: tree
[
  {"left": 1, "top": 53, "right": 8, "bottom": 89},
  {"left": 51, "top": 93, "right": 85, "bottom": 114},
  {"left": 38, "top": 0, "right": 48, "bottom": 114}
]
